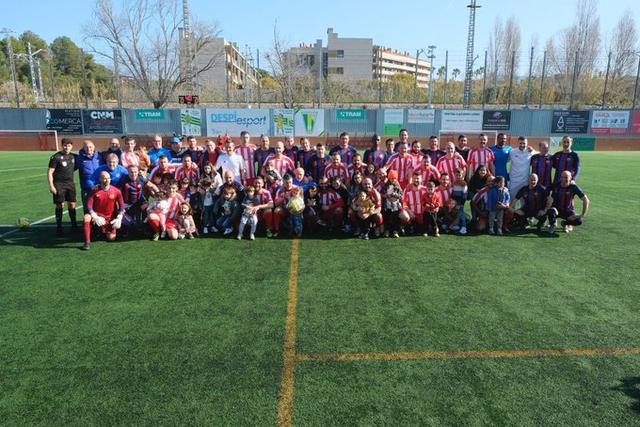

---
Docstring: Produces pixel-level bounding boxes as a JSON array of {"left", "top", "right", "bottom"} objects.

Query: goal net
[
  {"left": 438, "top": 130, "right": 499, "bottom": 147},
  {"left": 0, "top": 130, "right": 59, "bottom": 151}
]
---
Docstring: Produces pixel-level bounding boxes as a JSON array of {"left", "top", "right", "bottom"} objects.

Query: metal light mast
[
  {"left": 463, "top": 0, "right": 481, "bottom": 108},
  {"left": 182, "top": 0, "right": 196, "bottom": 93}
]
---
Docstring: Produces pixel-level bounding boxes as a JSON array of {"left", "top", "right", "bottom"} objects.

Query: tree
[
  {"left": 265, "top": 21, "right": 300, "bottom": 108},
  {"left": 608, "top": 9, "right": 638, "bottom": 80},
  {"left": 487, "top": 15, "right": 521, "bottom": 82},
  {"left": 452, "top": 68, "right": 461, "bottom": 80},
  {"left": 84, "top": 0, "right": 221, "bottom": 108}
]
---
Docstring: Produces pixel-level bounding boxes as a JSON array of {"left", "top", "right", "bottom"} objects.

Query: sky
[{"left": 2, "top": 0, "right": 638, "bottom": 73}]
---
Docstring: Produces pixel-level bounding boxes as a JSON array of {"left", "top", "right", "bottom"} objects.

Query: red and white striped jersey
[{"left": 235, "top": 144, "right": 257, "bottom": 178}]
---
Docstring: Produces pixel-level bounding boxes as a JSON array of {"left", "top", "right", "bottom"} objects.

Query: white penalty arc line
[{"left": 0, "top": 214, "right": 56, "bottom": 239}]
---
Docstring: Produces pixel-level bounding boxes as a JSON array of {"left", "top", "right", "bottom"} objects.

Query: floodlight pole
[
  {"left": 427, "top": 45, "right": 436, "bottom": 108},
  {"left": 1, "top": 28, "right": 20, "bottom": 107}
]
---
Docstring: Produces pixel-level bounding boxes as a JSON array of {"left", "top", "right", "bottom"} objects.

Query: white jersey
[{"left": 508, "top": 148, "right": 537, "bottom": 198}]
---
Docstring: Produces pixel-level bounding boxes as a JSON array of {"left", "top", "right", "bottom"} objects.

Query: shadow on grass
[{"left": 612, "top": 377, "right": 640, "bottom": 414}]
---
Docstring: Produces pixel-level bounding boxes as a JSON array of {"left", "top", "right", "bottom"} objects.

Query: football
[{"left": 16, "top": 217, "right": 30, "bottom": 228}]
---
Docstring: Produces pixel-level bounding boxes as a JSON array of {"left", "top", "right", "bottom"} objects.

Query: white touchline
[{"left": 0, "top": 214, "right": 57, "bottom": 239}]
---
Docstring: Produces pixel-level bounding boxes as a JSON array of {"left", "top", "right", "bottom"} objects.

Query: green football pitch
[{"left": 1, "top": 151, "right": 639, "bottom": 426}]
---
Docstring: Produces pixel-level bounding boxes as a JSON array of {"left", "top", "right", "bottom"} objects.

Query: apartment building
[{"left": 286, "top": 28, "right": 431, "bottom": 87}]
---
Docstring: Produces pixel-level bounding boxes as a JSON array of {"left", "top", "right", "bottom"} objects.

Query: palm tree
[{"left": 452, "top": 68, "right": 461, "bottom": 80}]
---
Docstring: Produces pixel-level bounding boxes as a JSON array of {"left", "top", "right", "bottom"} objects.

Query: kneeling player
[{"left": 82, "top": 171, "right": 125, "bottom": 250}]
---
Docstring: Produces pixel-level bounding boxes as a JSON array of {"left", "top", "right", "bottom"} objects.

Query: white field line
[
  {"left": 0, "top": 166, "right": 45, "bottom": 173},
  {"left": 0, "top": 214, "right": 56, "bottom": 239}
]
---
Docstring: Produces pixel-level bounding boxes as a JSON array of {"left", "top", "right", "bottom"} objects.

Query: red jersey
[
  {"left": 436, "top": 154, "right": 467, "bottom": 179},
  {"left": 174, "top": 165, "right": 200, "bottom": 183},
  {"left": 235, "top": 144, "right": 257, "bottom": 178},
  {"left": 386, "top": 154, "right": 417, "bottom": 187},
  {"left": 319, "top": 188, "right": 344, "bottom": 210},
  {"left": 413, "top": 164, "right": 441, "bottom": 184},
  {"left": 149, "top": 163, "right": 178, "bottom": 181},
  {"left": 467, "top": 147, "right": 495, "bottom": 175},
  {"left": 275, "top": 185, "right": 299, "bottom": 207},
  {"left": 324, "top": 163, "right": 350, "bottom": 182},
  {"left": 264, "top": 154, "right": 295, "bottom": 178},
  {"left": 87, "top": 185, "right": 125, "bottom": 218},
  {"left": 120, "top": 152, "right": 140, "bottom": 168},
  {"left": 347, "top": 163, "right": 368, "bottom": 177},
  {"left": 257, "top": 188, "right": 273, "bottom": 205},
  {"left": 403, "top": 184, "right": 428, "bottom": 215},
  {"left": 435, "top": 186, "right": 452, "bottom": 205},
  {"left": 165, "top": 193, "right": 185, "bottom": 220}
]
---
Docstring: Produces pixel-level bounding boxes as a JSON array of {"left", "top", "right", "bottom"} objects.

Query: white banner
[
  {"left": 294, "top": 109, "right": 325, "bottom": 136},
  {"left": 441, "top": 110, "right": 483, "bottom": 130},
  {"left": 206, "top": 109, "right": 271, "bottom": 137},
  {"left": 407, "top": 108, "right": 435, "bottom": 124},
  {"left": 181, "top": 109, "right": 202, "bottom": 136},
  {"left": 273, "top": 108, "right": 295, "bottom": 136}
]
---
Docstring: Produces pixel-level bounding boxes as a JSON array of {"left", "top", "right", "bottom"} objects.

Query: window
[{"left": 337, "top": 50, "right": 344, "bottom": 58}]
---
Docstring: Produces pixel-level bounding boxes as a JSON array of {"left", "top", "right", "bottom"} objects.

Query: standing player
[
  {"left": 47, "top": 138, "right": 79, "bottom": 236},
  {"left": 530, "top": 141, "right": 553, "bottom": 189},
  {"left": 363, "top": 134, "right": 388, "bottom": 169},
  {"left": 235, "top": 130, "right": 257, "bottom": 186},
  {"left": 253, "top": 134, "right": 274, "bottom": 179},
  {"left": 263, "top": 141, "right": 295, "bottom": 179},
  {"left": 508, "top": 136, "right": 537, "bottom": 199},
  {"left": 324, "top": 152, "right": 351, "bottom": 188},
  {"left": 329, "top": 132, "right": 358, "bottom": 166},
  {"left": 385, "top": 141, "right": 417, "bottom": 189},
  {"left": 436, "top": 142, "right": 468, "bottom": 181},
  {"left": 82, "top": 171, "right": 125, "bottom": 250},
  {"left": 305, "top": 143, "right": 330, "bottom": 184},
  {"left": 552, "top": 135, "right": 581, "bottom": 184},
  {"left": 467, "top": 133, "right": 496, "bottom": 180},
  {"left": 490, "top": 132, "right": 512, "bottom": 183},
  {"left": 422, "top": 135, "right": 446, "bottom": 165},
  {"left": 215, "top": 139, "right": 247, "bottom": 184}
]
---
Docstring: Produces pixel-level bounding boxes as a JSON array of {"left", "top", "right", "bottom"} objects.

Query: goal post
[
  {"left": 438, "top": 130, "right": 499, "bottom": 146},
  {"left": 0, "top": 130, "right": 60, "bottom": 151}
]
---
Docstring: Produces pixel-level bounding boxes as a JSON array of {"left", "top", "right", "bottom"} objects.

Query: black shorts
[{"left": 53, "top": 181, "right": 77, "bottom": 204}]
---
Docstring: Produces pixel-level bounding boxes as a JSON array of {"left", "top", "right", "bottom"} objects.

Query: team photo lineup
[{"left": 47, "top": 129, "right": 589, "bottom": 250}]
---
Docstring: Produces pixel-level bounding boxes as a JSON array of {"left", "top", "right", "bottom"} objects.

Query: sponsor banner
[
  {"left": 591, "top": 110, "right": 630, "bottom": 134},
  {"left": 135, "top": 109, "right": 165, "bottom": 120},
  {"left": 273, "top": 108, "right": 295, "bottom": 136},
  {"left": 441, "top": 110, "right": 483, "bottom": 130},
  {"left": 46, "top": 109, "right": 83, "bottom": 135},
  {"left": 181, "top": 109, "right": 202, "bottom": 136},
  {"left": 383, "top": 109, "right": 404, "bottom": 135},
  {"left": 571, "top": 137, "right": 596, "bottom": 151},
  {"left": 631, "top": 111, "right": 640, "bottom": 135},
  {"left": 337, "top": 109, "right": 366, "bottom": 120},
  {"left": 294, "top": 109, "right": 325, "bottom": 136},
  {"left": 82, "top": 109, "right": 123, "bottom": 134},
  {"left": 482, "top": 110, "right": 511, "bottom": 131},
  {"left": 407, "top": 108, "right": 435, "bottom": 124},
  {"left": 206, "top": 109, "right": 271, "bottom": 137},
  {"left": 550, "top": 110, "right": 589, "bottom": 134}
]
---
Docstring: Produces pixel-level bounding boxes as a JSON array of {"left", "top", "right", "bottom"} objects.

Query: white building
[{"left": 286, "top": 28, "right": 431, "bottom": 87}]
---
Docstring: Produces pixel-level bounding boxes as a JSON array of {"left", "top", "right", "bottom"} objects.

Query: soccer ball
[{"left": 16, "top": 217, "right": 30, "bottom": 228}]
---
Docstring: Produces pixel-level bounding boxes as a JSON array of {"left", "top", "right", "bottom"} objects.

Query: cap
[
  {"left": 387, "top": 170, "right": 398, "bottom": 180},
  {"left": 171, "top": 136, "right": 181, "bottom": 144}
]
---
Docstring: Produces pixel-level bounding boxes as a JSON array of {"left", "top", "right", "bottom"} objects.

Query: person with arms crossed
[{"left": 47, "top": 138, "right": 79, "bottom": 236}]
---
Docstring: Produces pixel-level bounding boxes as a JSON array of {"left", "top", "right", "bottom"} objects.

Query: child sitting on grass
[{"left": 175, "top": 201, "right": 197, "bottom": 239}]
